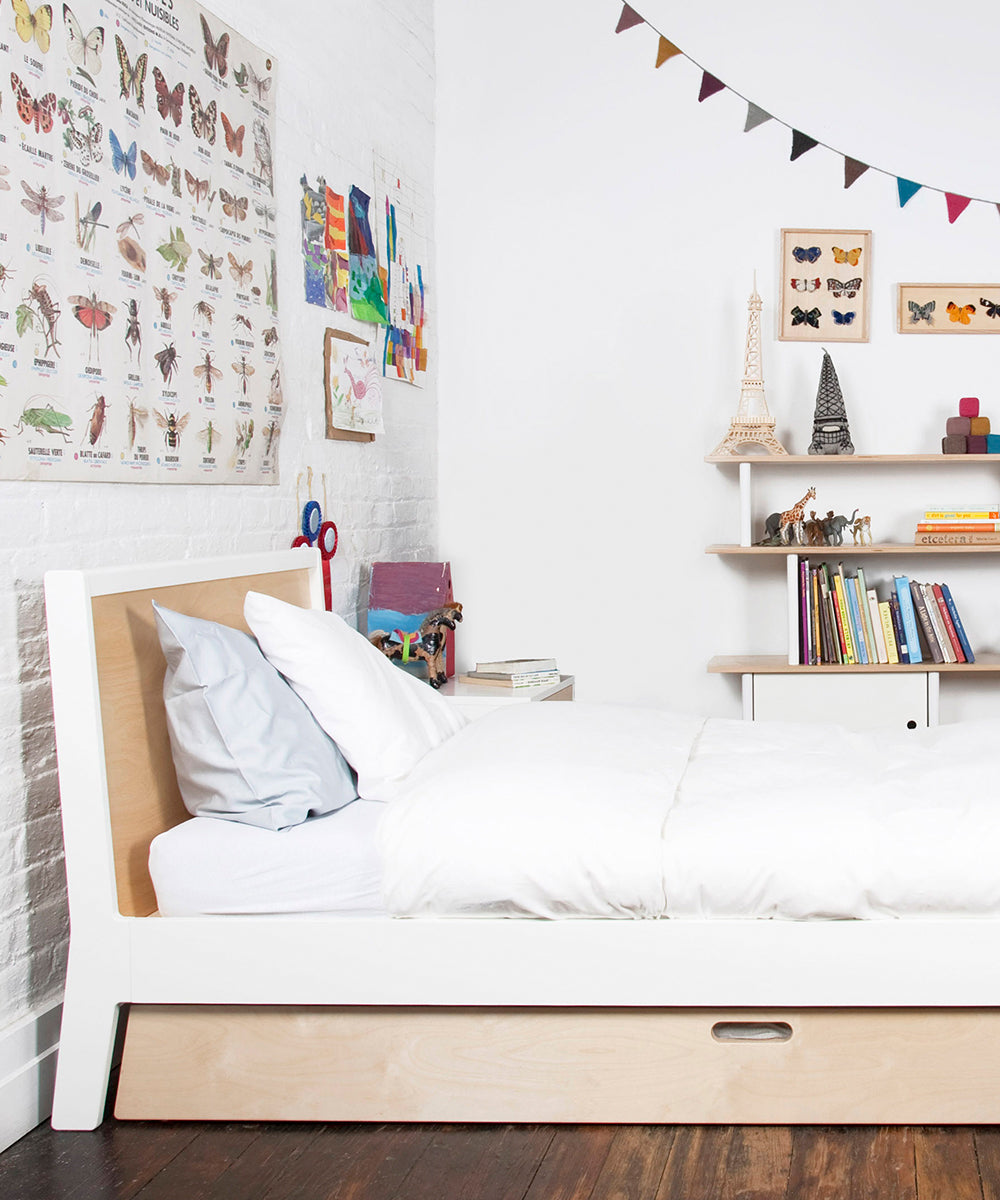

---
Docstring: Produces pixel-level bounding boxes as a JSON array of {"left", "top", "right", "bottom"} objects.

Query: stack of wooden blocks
[{"left": 942, "top": 397, "right": 1000, "bottom": 454}]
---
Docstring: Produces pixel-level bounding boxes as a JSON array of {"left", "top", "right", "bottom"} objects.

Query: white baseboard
[{"left": 0, "top": 1001, "right": 62, "bottom": 1154}]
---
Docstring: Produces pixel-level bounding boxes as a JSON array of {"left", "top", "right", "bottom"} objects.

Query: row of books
[
  {"left": 915, "top": 505, "right": 1000, "bottom": 545},
  {"left": 459, "top": 657, "right": 560, "bottom": 688},
  {"left": 795, "top": 561, "right": 975, "bottom": 666}
]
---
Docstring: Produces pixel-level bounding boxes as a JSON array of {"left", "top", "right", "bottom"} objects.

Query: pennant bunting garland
[
  {"left": 615, "top": 4, "right": 644, "bottom": 33},
  {"left": 946, "top": 193, "right": 972, "bottom": 224},
  {"left": 655, "top": 36, "right": 682, "bottom": 67},
  {"left": 617, "top": 7, "right": 994, "bottom": 226},
  {"left": 790, "top": 131, "right": 818, "bottom": 161},
  {"left": 698, "top": 72, "right": 726, "bottom": 102},
  {"left": 744, "top": 102, "right": 772, "bottom": 133},
  {"left": 897, "top": 178, "right": 923, "bottom": 207}
]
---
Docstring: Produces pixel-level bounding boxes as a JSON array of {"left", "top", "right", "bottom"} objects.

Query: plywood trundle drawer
[{"left": 116, "top": 1006, "right": 1000, "bottom": 1124}]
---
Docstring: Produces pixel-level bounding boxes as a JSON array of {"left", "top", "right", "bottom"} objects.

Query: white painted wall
[
  {"left": 0, "top": 0, "right": 437, "bottom": 1126},
  {"left": 435, "top": 0, "right": 1000, "bottom": 719}
]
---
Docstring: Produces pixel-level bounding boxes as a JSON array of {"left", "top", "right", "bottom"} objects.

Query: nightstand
[{"left": 437, "top": 675, "right": 575, "bottom": 722}]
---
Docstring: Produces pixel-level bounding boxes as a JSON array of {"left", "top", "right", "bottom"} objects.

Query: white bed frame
[{"left": 44, "top": 548, "right": 1000, "bottom": 1128}]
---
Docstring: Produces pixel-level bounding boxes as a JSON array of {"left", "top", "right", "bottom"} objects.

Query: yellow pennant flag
[{"left": 655, "top": 36, "right": 682, "bottom": 67}]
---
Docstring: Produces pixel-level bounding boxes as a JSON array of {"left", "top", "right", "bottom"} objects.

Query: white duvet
[{"left": 378, "top": 703, "right": 1000, "bottom": 920}]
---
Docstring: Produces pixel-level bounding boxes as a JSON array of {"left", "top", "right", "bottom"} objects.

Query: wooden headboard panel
[{"left": 91, "top": 566, "right": 315, "bottom": 918}]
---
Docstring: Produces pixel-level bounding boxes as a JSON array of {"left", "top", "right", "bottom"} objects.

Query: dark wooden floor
[{"left": 3, "top": 1121, "right": 1000, "bottom": 1199}]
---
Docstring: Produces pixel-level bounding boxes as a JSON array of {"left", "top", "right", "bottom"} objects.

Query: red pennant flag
[
  {"left": 946, "top": 193, "right": 971, "bottom": 224},
  {"left": 698, "top": 72, "right": 725, "bottom": 102},
  {"left": 790, "top": 130, "right": 818, "bottom": 161},
  {"left": 844, "top": 158, "right": 869, "bottom": 188},
  {"left": 655, "top": 36, "right": 682, "bottom": 67},
  {"left": 615, "top": 4, "right": 644, "bottom": 32}
]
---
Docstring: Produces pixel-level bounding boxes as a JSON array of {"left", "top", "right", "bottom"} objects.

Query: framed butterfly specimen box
[
  {"left": 897, "top": 284, "right": 1000, "bottom": 334},
  {"left": 778, "top": 228, "right": 872, "bottom": 343}
]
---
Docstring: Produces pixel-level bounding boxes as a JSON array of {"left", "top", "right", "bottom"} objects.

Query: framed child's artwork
[
  {"left": 778, "top": 228, "right": 872, "bottom": 343},
  {"left": 897, "top": 284, "right": 1000, "bottom": 334}
]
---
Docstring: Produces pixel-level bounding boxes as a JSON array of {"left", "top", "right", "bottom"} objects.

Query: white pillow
[{"left": 244, "top": 592, "right": 466, "bottom": 799}]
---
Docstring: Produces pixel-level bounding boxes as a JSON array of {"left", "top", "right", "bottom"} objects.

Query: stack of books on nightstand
[
  {"left": 460, "top": 658, "right": 560, "bottom": 688},
  {"left": 914, "top": 505, "right": 1000, "bottom": 545}
]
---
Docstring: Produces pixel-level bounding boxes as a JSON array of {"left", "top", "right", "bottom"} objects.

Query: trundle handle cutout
[{"left": 711, "top": 1021, "right": 793, "bottom": 1043}]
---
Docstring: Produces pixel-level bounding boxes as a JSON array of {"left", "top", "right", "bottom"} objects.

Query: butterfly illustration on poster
[{"left": 0, "top": 0, "right": 281, "bottom": 483}]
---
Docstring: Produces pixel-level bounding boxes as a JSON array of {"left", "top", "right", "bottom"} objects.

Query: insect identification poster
[{"left": 0, "top": 0, "right": 282, "bottom": 482}]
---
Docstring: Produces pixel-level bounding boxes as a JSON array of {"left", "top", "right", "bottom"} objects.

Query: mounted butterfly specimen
[
  {"left": 980, "top": 298, "right": 1000, "bottom": 320},
  {"left": 68, "top": 290, "right": 116, "bottom": 368},
  {"left": 792, "top": 246, "right": 821, "bottom": 264},
  {"left": 108, "top": 128, "right": 137, "bottom": 180},
  {"left": 228, "top": 252, "right": 253, "bottom": 288},
  {"left": 10, "top": 74, "right": 57, "bottom": 135},
  {"left": 832, "top": 246, "right": 862, "bottom": 266},
  {"left": 832, "top": 310, "right": 856, "bottom": 326},
  {"left": 200, "top": 14, "right": 229, "bottom": 78},
  {"left": 20, "top": 180, "right": 64, "bottom": 235},
  {"left": 184, "top": 169, "right": 215, "bottom": 208},
  {"left": 220, "top": 112, "right": 244, "bottom": 156},
  {"left": 114, "top": 35, "right": 147, "bottom": 108},
  {"left": 198, "top": 248, "right": 223, "bottom": 280},
  {"left": 153, "top": 285, "right": 176, "bottom": 321},
  {"left": 188, "top": 85, "right": 217, "bottom": 144},
  {"left": 790, "top": 305, "right": 821, "bottom": 329},
  {"left": 231, "top": 353, "right": 254, "bottom": 394},
  {"left": 947, "top": 301, "right": 976, "bottom": 325},
  {"left": 154, "top": 341, "right": 180, "bottom": 384},
  {"left": 12, "top": 0, "right": 52, "bottom": 52},
  {"left": 219, "top": 187, "right": 248, "bottom": 223},
  {"left": 140, "top": 150, "right": 171, "bottom": 187},
  {"left": 193, "top": 349, "right": 222, "bottom": 393},
  {"left": 827, "top": 278, "right": 862, "bottom": 299},
  {"left": 63, "top": 4, "right": 103, "bottom": 81},
  {"left": 790, "top": 278, "right": 820, "bottom": 293},
  {"left": 152, "top": 66, "right": 184, "bottom": 127},
  {"left": 907, "top": 299, "right": 935, "bottom": 324}
]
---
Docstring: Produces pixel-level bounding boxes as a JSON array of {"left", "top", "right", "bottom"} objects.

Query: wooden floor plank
[
  {"left": 202, "top": 1124, "right": 325, "bottom": 1200},
  {"left": 974, "top": 1128, "right": 1000, "bottom": 1200},
  {"left": 453, "top": 1125, "right": 556, "bottom": 1200},
  {"left": 913, "top": 1128, "right": 984, "bottom": 1200},
  {"left": 0, "top": 1122, "right": 202, "bottom": 1200},
  {"left": 654, "top": 1127, "right": 735, "bottom": 1200},
  {"left": 521, "top": 1125, "right": 617, "bottom": 1200},
  {"left": 785, "top": 1127, "right": 916, "bottom": 1200},
  {"left": 131, "top": 1125, "right": 261, "bottom": 1199},
  {"left": 587, "top": 1125, "right": 676, "bottom": 1200},
  {"left": 382, "top": 1125, "right": 501, "bottom": 1200},
  {"left": 719, "top": 1126, "right": 793, "bottom": 1200}
]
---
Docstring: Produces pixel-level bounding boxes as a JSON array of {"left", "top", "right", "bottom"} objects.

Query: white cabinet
[{"left": 750, "top": 672, "right": 933, "bottom": 731}]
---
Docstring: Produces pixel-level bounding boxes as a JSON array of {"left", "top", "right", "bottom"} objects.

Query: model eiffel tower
[{"left": 709, "top": 275, "right": 788, "bottom": 456}]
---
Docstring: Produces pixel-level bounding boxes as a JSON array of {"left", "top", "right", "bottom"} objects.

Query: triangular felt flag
[
  {"left": 698, "top": 72, "right": 725, "bottom": 102},
  {"left": 790, "top": 130, "right": 818, "bottom": 161},
  {"left": 898, "top": 178, "right": 922, "bottom": 207},
  {"left": 744, "top": 102, "right": 771, "bottom": 132},
  {"left": 844, "top": 158, "right": 869, "bottom": 188},
  {"left": 615, "top": 4, "right": 644, "bottom": 32},
  {"left": 946, "top": 193, "right": 971, "bottom": 224},
  {"left": 655, "top": 36, "right": 682, "bottom": 67}
]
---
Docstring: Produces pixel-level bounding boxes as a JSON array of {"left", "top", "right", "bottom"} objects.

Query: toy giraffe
[{"left": 779, "top": 486, "right": 817, "bottom": 545}]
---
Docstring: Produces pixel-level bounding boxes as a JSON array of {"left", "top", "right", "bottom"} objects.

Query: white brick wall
[{"left": 0, "top": 0, "right": 437, "bottom": 1039}]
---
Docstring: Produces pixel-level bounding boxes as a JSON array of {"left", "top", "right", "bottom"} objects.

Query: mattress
[{"left": 149, "top": 797, "right": 387, "bottom": 916}]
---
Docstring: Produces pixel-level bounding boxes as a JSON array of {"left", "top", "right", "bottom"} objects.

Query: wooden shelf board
[
  {"left": 709, "top": 653, "right": 1000, "bottom": 675},
  {"left": 707, "top": 543, "right": 1000, "bottom": 555},
  {"left": 705, "top": 454, "right": 998, "bottom": 465}
]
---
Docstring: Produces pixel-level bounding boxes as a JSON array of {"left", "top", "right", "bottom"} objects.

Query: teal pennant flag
[{"left": 897, "top": 178, "right": 922, "bottom": 207}]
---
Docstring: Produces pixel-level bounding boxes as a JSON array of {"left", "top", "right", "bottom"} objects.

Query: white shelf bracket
[{"left": 739, "top": 462, "right": 752, "bottom": 547}]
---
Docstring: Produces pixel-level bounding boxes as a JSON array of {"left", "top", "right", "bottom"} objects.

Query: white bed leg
[{"left": 50, "top": 957, "right": 121, "bottom": 1130}]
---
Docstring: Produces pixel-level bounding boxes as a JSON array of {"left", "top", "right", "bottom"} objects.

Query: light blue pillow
[{"left": 153, "top": 602, "right": 357, "bottom": 830}]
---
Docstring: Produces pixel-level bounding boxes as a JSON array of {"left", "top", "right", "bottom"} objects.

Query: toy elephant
[{"left": 822, "top": 508, "right": 858, "bottom": 546}]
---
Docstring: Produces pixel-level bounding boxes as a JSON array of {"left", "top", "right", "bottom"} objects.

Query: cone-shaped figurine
[{"left": 808, "top": 348, "right": 854, "bottom": 455}]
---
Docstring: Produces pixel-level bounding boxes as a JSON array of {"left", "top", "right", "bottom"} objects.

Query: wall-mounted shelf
[
  {"left": 705, "top": 454, "right": 997, "bottom": 464},
  {"left": 709, "top": 653, "right": 1000, "bottom": 675},
  {"left": 707, "top": 544, "right": 1000, "bottom": 556}
]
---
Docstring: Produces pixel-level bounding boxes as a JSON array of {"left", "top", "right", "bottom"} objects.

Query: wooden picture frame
[
  {"left": 324, "top": 328, "right": 376, "bottom": 443},
  {"left": 778, "top": 228, "right": 872, "bottom": 343},
  {"left": 897, "top": 284, "right": 1000, "bottom": 334}
]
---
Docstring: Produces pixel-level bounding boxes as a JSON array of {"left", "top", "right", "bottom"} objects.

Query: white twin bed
[{"left": 43, "top": 547, "right": 1000, "bottom": 1128}]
